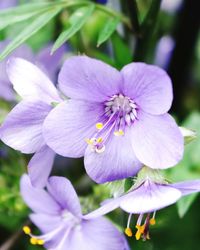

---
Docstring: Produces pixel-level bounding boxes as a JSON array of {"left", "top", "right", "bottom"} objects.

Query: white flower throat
[
  {"left": 23, "top": 210, "right": 81, "bottom": 248},
  {"left": 86, "top": 94, "right": 138, "bottom": 153}
]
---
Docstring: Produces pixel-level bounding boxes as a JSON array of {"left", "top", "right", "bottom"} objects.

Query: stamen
[
  {"left": 96, "top": 123, "right": 103, "bottom": 130},
  {"left": 87, "top": 94, "right": 138, "bottom": 153},
  {"left": 136, "top": 214, "right": 144, "bottom": 226},
  {"left": 125, "top": 228, "right": 133, "bottom": 237},
  {"left": 30, "top": 237, "right": 38, "bottom": 245},
  {"left": 127, "top": 213, "right": 132, "bottom": 228},
  {"left": 85, "top": 137, "right": 105, "bottom": 153},
  {"left": 125, "top": 213, "right": 133, "bottom": 237},
  {"left": 96, "top": 137, "right": 103, "bottom": 143},
  {"left": 135, "top": 224, "right": 145, "bottom": 240},
  {"left": 135, "top": 229, "right": 142, "bottom": 240},
  {"left": 135, "top": 214, "right": 145, "bottom": 240},
  {"left": 105, "top": 100, "right": 114, "bottom": 106},
  {"left": 85, "top": 138, "right": 93, "bottom": 145},
  {"left": 136, "top": 224, "right": 145, "bottom": 234},
  {"left": 24, "top": 224, "right": 65, "bottom": 247},
  {"left": 150, "top": 211, "right": 156, "bottom": 225},
  {"left": 149, "top": 218, "right": 156, "bottom": 225},
  {"left": 37, "top": 239, "right": 45, "bottom": 245},
  {"left": 114, "top": 129, "right": 124, "bottom": 136},
  {"left": 30, "top": 237, "right": 45, "bottom": 246},
  {"left": 23, "top": 226, "right": 31, "bottom": 235}
]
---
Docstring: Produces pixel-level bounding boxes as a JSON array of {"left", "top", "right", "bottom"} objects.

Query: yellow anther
[
  {"left": 135, "top": 230, "right": 142, "bottom": 240},
  {"left": 96, "top": 137, "right": 103, "bottom": 143},
  {"left": 30, "top": 237, "right": 38, "bottom": 245},
  {"left": 114, "top": 129, "right": 124, "bottom": 136},
  {"left": 23, "top": 226, "right": 31, "bottom": 235},
  {"left": 37, "top": 239, "right": 45, "bottom": 245},
  {"left": 125, "top": 227, "right": 133, "bottom": 237},
  {"left": 96, "top": 123, "right": 103, "bottom": 130},
  {"left": 118, "top": 129, "right": 124, "bottom": 135},
  {"left": 150, "top": 218, "right": 156, "bottom": 225},
  {"left": 135, "top": 224, "right": 145, "bottom": 240},
  {"left": 135, "top": 224, "right": 145, "bottom": 234},
  {"left": 85, "top": 138, "right": 92, "bottom": 145}
]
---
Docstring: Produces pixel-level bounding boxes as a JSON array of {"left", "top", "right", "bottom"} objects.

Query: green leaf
[
  {"left": 91, "top": 49, "right": 115, "bottom": 66},
  {"left": 52, "top": 4, "right": 95, "bottom": 53},
  {"left": 0, "top": 1, "right": 62, "bottom": 31},
  {"left": 0, "top": 12, "right": 40, "bottom": 31},
  {"left": 0, "top": 3, "right": 58, "bottom": 30},
  {"left": 0, "top": 2, "right": 55, "bottom": 17},
  {"left": 179, "top": 126, "right": 197, "bottom": 145},
  {"left": 111, "top": 32, "right": 132, "bottom": 68},
  {"left": 97, "top": 17, "right": 119, "bottom": 47},
  {"left": 177, "top": 193, "right": 198, "bottom": 218},
  {"left": 124, "top": 178, "right": 133, "bottom": 192},
  {"left": 165, "top": 112, "right": 200, "bottom": 217},
  {"left": 0, "top": 8, "right": 61, "bottom": 61}
]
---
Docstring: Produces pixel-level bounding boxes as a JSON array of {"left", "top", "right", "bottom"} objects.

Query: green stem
[
  {"left": 127, "top": 0, "right": 140, "bottom": 34},
  {"left": 133, "top": 0, "right": 162, "bottom": 61}
]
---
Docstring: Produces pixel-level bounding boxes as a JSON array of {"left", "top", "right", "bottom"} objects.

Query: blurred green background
[{"left": 0, "top": 0, "right": 200, "bottom": 249}]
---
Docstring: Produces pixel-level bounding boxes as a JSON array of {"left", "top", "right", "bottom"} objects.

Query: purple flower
[
  {"left": 43, "top": 56, "right": 184, "bottom": 183},
  {"left": 0, "top": 0, "right": 18, "bottom": 9},
  {"left": 84, "top": 171, "right": 200, "bottom": 241},
  {"left": 0, "top": 41, "right": 65, "bottom": 101},
  {"left": 161, "top": 0, "right": 182, "bottom": 14},
  {"left": 0, "top": 41, "right": 33, "bottom": 101},
  {"left": 35, "top": 44, "right": 67, "bottom": 83},
  {"left": 96, "top": 0, "right": 108, "bottom": 4},
  {"left": 21, "top": 174, "right": 129, "bottom": 250},
  {"left": 0, "top": 58, "right": 63, "bottom": 188},
  {"left": 154, "top": 36, "right": 175, "bottom": 69}
]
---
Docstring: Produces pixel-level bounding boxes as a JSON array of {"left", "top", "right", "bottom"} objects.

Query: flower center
[
  {"left": 61, "top": 209, "right": 81, "bottom": 224},
  {"left": 23, "top": 210, "right": 81, "bottom": 247},
  {"left": 86, "top": 94, "right": 138, "bottom": 153},
  {"left": 105, "top": 94, "right": 137, "bottom": 122}
]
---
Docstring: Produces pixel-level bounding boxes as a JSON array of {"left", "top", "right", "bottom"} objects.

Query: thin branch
[
  {"left": 0, "top": 220, "right": 30, "bottom": 250},
  {"left": 127, "top": 0, "right": 140, "bottom": 35},
  {"left": 0, "top": 229, "right": 22, "bottom": 250}
]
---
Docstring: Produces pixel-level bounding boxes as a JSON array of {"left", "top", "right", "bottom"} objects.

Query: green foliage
[
  {"left": 52, "top": 4, "right": 95, "bottom": 53},
  {"left": 0, "top": 0, "right": 129, "bottom": 60},
  {"left": 0, "top": 1, "right": 62, "bottom": 32},
  {"left": 0, "top": 100, "right": 11, "bottom": 124},
  {"left": 111, "top": 33, "right": 132, "bottom": 68},
  {"left": 166, "top": 112, "right": 200, "bottom": 217},
  {"left": 124, "top": 178, "right": 134, "bottom": 192},
  {"left": 0, "top": 145, "right": 28, "bottom": 230},
  {"left": 97, "top": 17, "right": 120, "bottom": 47},
  {"left": 0, "top": 8, "right": 61, "bottom": 60}
]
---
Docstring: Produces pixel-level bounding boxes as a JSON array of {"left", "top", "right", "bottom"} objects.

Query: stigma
[
  {"left": 86, "top": 94, "right": 138, "bottom": 153},
  {"left": 124, "top": 212, "right": 156, "bottom": 241}
]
